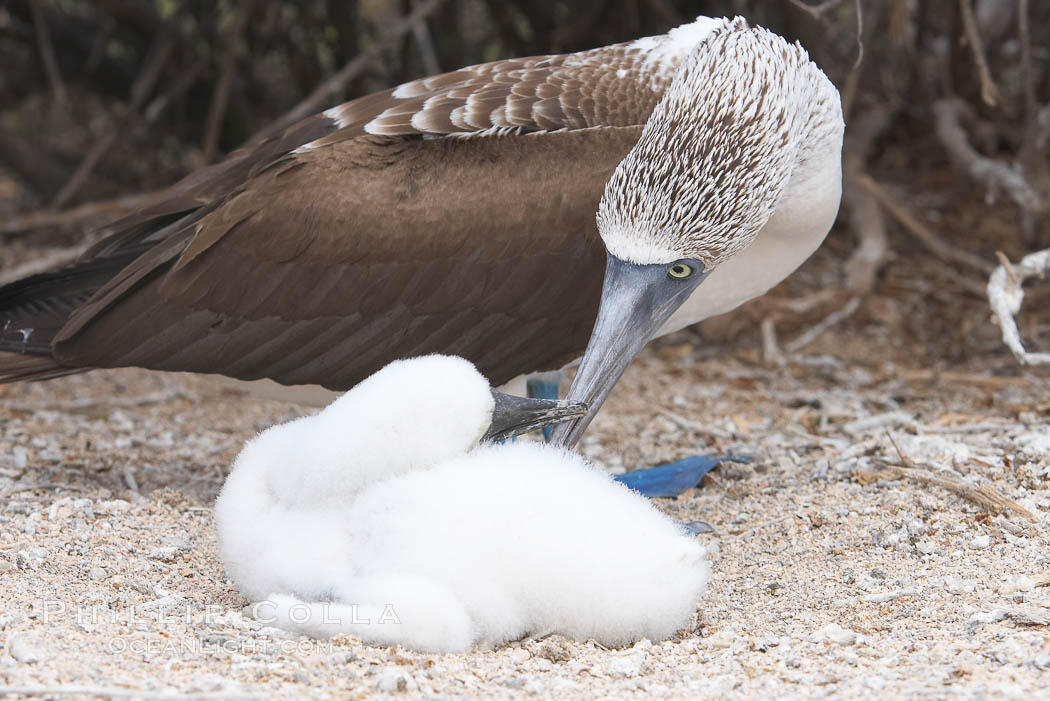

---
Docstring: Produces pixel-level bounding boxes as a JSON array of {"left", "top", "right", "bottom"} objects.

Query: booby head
[{"left": 552, "top": 18, "right": 844, "bottom": 446}]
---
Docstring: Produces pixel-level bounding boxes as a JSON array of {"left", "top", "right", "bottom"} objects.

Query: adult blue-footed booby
[{"left": 0, "top": 16, "right": 843, "bottom": 448}]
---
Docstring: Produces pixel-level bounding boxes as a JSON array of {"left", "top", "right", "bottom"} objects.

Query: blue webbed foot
[{"left": 614, "top": 455, "right": 751, "bottom": 498}]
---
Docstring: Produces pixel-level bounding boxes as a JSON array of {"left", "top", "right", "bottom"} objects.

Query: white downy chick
[{"left": 215, "top": 354, "right": 709, "bottom": 653}]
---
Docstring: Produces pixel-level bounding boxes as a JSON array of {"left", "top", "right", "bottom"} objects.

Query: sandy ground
[
  {"left": 0, "top": 199, "right": 1048, "bottom": 697},
  {"left": 0, "top": 289, "right": 1048, "bottom": 699}
]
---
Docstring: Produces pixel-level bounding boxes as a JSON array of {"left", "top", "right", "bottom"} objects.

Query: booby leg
[{"left": 526, "top": 371, "right": 563, "bottom": 441}]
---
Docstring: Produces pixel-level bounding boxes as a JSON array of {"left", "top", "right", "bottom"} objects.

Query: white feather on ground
[{"left": 214, "top": 355, "right": 709, "bottom": 653}]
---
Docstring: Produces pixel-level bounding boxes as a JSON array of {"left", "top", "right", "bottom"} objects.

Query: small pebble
[
  {"left": 702, "top": 629, "right": 738, "bottom": 649},
  {"left": 0, "top": 612, "right": 23, "bottom": 629},
  {"left": 536, "top": 640, "right": 571, "bottom": 663},
  {"left": 998, "top": 575, "right": 1035, "bottom": 595},
  {"left": 374, "top": 667, "right": 411, "bottom": 692},
  {"left": 809, "top": 623, "right": 860, "bottom": 646},
  {"left": 863, "top": 588, "right": 919, "bottom": 603},
  {"left": 88, "top": 567, "right": 108, "bottom": 581},
  {"left": 149, "top": 547, "right": 178, "bottom": 562},
  {"left": 8, "top": 637, "right": 42, "bottom": 663},
  {"left": 327, "top": 650, "right": 358, "bottom": 665},
  {"left": 945, "top": 576, "right": 976, "bottom": 595},
  {"left": 969, "top": 534, "right": 991, "bottom": 550},
  {"left": 129, "top": 580, "right": 153, "bottom": 595},
  {"left": 607, "top": 651, "right": 648, "bottom": 678}
]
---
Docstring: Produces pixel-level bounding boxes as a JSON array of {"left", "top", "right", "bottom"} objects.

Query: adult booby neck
[{"left": 551, "top": 19, "right": 843, "bottom": 446}]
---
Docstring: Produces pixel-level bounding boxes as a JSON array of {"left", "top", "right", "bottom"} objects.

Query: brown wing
[
  {"left": 314, "top": 43, "right": 661, "bottom": 140},
  {"left": 47, "top": 39, "right": 674, "bottom": 388},
  {"left": 55, "top": 126, "right": 645, "bottom": 388},
  {"left": 89, "top": 38, "right": 664, "bottom": 258}
]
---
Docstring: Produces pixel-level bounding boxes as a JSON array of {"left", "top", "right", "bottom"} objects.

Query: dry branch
[
  {"left": 1, "top": 191, "right": 158, "bottom": 237},
  {"left": 50, "top": 32, "right": 176, "bottom": 209},
  {"left": 0, "top": 686, "right": 258, "bottom": 700},
  {"left": 202, "top": 2, "right": 253, "bottom": 164},
  {"left": 251, "top": 0, "right": 450, "bottom": 142},
  {"left": 987, "top": 248, "right": 1050, "bottom": 365},
  {"left": 958, "top": 0, "right": 1001, "bottom": 106},
  {"left": 880, "top": 461, "right": 1034, "bottom": 518},
  {"left": 856, "top": 174, "right": 994, "bottom": 276},
  {"left": 784, "top": 0, "right": 848, "bottom": 19},
  {"left": 785, "top": 297, "right": 861, "bottom": 353},
  {"left": 30, "top": 0, "right": 67, "bottom": 107},
  {"left": 842, "top": 107, "right": 892, "bottom": 293},
  {"left": 883, "top": 433, "right": 1033, "bottom": 518},
  {"left": 933, "top": 98, "right": 1042, "bottom": 212},
  {"left": 0, "top": 240, "right": 97, "bottom": 287},
  {"left": 409, "top": 0, "right": 441, "bottom": 76},
  {"left": 761, "top": 317, "right": 786, "bottom": 367}
]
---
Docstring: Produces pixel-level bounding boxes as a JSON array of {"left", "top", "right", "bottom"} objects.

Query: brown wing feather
[
  {"left": 306, "top": 41, "right": 662, "bottom": 144},
  {"left": 54, "top": 127, "right": 644, "bottom": 388}
]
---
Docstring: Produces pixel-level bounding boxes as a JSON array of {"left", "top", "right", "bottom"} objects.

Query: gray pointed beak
[
  {"left": 482, "top": 389, "right": 588, "bottom": 443},
  {"left": 549, "top": 253, "right": 709, "bottom": 448}
]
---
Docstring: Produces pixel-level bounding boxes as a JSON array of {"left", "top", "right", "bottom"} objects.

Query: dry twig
[
  {"left": 987, "top": 248, "right": 1050, "bottom": 365},
  {"left": 30, "top": 0, "right": 67, "bottom": 107},
  {"left": 656, "top": 408, "right": 732, "bottom": 440},
  {"left": 842, "top": 107, "right": 892, "bottom": 293},
  {"left": 856, "top": 174, "right": 994, "bottom": 276},
  {"left": 641, "top": 0, "right": 685, "bottom": 25},
  {"left": 880, "top": 460, "right": 1034, "bottom": 519},
  {"left": 958, "top": 0, "right": 1001, "bottom": 106},
  {"left": 409, "top": 0, "right": 441, "bottom": 76},
  {"left": 252, "top": 0, "right": 450, "bottom": 142},
  {"left": 0, "top": 192, "right": 156, "bottom": 237},
  {"left": 883, "top": 433, "right": 1033, "bottom": 519},
  {"left": 901, "top": 369, "right": 1040, "bottom": 388},
  {"left": 0, "top": 686, "right": 259, "bottom": 700},
  {"left": 0, "top": 388, "right": 195, "bottom": 413},
  {"left": 51, "top": 33, "right": 176, "bottom": 209},
  {"left": 760, "top": 317, "right": 786, "bottom": 367},
  {"left": 784, "top": 0, "right": 847, "bottom": 20},
  {"left": 932, "top": 98, "right": 1042, "bottom": 212},
  {"left": 0, "top": 241, "right": 97, "bottom": 287},
  {"left": 785, "top": 297, "right": 861, "bottom": 353},
  {"left": 202, "top": 2, "right": 253, "bottom": 164}
]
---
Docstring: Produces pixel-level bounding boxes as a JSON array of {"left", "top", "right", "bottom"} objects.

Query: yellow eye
[{"left": 668, "top": 262, "right": 694, "bottom": 279}]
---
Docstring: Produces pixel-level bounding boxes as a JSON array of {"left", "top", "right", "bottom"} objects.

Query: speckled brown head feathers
[{"left": 598, "top": 18, "right": 842, "bottom": 267}]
